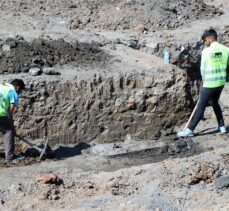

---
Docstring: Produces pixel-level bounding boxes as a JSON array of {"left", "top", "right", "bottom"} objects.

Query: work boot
[
  {"left": 177, "top": 128, "right": 194, "bottom": 137},
  {"left": 219, "top": 126, "right": 227, "bottom": 134}
]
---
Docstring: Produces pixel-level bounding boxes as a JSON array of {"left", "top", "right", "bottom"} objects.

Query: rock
[
  {"left": 84, "top": 8, "right": 92, "bottom": 16},
  {"left": 29, "top": 67, "right": 42, "bottom": 76},
  {"left": 35, "top": 173, "right": 62, "bottom": 185},
  {"left": 81, "top": 16, "right": 90, "bottom": 25},
  {"left": 83, "top": 181, "right": 94, "bottom": 189},
  {"left": 146, "top": 42, "right": 159, "bottom": 53},
  {"left": 128, "top": 39, "right": 139, "bottom": 49},
  {"left": 71, "top": 18, "right": 81, "bottom": 29},
  {"left": 51, "top": 194, "right": 60, "bottom": 200},
  {"left": 187, "top": 164, "right": 214, "bottom": 185},
  {"left": 69, "top": 123, "right": 77, "bottom": 132},
  {"left": 15, "top": 35, "right": 24, "bottom": 41},
  {"left": 43, "top": 67, "right": 60, "bottom": 75},
  {"left": 215, "top": 176, "right": 229, "bottom": 189},
  {"left": 125, "top": 98, "right": 136, "bottom": 109},
  {"left": 9, "top": 184, "right": 23, "bottom": 195},
  {"left": 2, "top": 45, "right": 11, "bottom": 51},
  {"left": 133, "top": 24, "right": 145, "bottom": 33},
  {"left": 214, "top": 169, "right": 222, "bottom": 178},
  {"left": 0, "top": 198, "right": 5, "bottom": 205},
  {"left": 5, "top": 37, "right": 17, "bottom": 48}
]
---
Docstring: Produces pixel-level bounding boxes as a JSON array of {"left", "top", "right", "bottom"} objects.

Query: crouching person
[{"left": 0, "top": 79, "right": 25, "bottom": 163}]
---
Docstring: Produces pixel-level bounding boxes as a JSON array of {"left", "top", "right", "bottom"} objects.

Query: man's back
[{"left": 201, "top": 42, "right": 229, "bottom": 88}]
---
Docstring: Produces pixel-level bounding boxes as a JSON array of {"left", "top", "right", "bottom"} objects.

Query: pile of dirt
[
  {"left": 0, "top": 0, "right": 222, "bottom": 32},
  {"left": 0, "top": 37, "right": 111, "bottom": 75}
]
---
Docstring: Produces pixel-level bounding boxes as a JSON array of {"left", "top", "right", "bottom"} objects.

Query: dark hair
[
  {"left": 11, "top": 79, "right": 25, "bottom": 90},
  {"left": 201, "top": 29, "right": 218, "bottom": 41}
]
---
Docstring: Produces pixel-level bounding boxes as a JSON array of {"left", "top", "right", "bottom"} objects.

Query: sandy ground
[{"left": 1, "top": 0, "right": 229, "bottom": 210}]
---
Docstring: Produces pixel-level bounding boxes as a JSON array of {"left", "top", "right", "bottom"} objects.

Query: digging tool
[
  {"left": 15, "top": 134, "right": 49, "bottom": 160},
  {"left": 184, "top": 100, "right": 199, "bottom": 130},
  {"left": 0, "top": 125, "right": 50, "bottom": 160}
]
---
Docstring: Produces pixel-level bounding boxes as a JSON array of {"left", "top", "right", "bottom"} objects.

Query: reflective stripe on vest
[
  {"left": 0, "top": 83, "right": 15, "bottom": 117},
  {"left": 203, "top": 43, "right": 228, "bottom": 88}
]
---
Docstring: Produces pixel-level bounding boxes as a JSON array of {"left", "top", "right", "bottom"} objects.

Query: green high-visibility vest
[
  {"left": 0, "top": 83, "right": 15, "bottom": 117},
  {"left": 203, "top": 42, "right": 228, "bottom": 88}
]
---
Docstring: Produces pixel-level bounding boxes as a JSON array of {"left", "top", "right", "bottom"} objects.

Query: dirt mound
[
  {"left": 83, "top": 0, "right": 222, "bottom": 31},
  {"left": 0, "top": 0, "right": 222, "bottom": 32},
  {"left": 0, "top": 37, "right": 110, "bottom": 75}
]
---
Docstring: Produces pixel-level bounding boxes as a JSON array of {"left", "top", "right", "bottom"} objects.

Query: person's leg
[
  {"left": 188, "top": 87, "right": 213, "bottom": 131},
  {"left": 0, "top": 117, "right": 15, "bottom": 161},
  {"left": 210, "top": 87, "right": 225, "bottom": 128}
]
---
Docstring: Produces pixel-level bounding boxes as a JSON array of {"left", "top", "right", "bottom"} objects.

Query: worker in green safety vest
[
  {"left": 178, "top": 29, "right": 229, "bottom": 137},
  {"left": 0, "top": 79, "right": 25, "bottom": 163}
]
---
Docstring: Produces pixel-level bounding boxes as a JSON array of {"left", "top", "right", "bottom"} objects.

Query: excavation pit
[
  {"left": 0, "top": 136, "right": 207, "bottom": 171},
  {"left": 87, "top": 137, "right": 206, "bottom": 171}
]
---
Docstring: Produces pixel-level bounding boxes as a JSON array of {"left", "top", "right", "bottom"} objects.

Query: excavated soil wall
[{"left": 15, "top": 66, "right": 191, "bottom": 145}]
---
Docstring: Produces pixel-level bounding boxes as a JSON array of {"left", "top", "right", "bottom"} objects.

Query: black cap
[{"left": 201, "top": 29, "right": 218, "bottom": 41}]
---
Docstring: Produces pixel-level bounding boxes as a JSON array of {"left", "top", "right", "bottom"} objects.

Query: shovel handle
[
  {"left": 15, "top": 134, "right": 42, "bottom": 153},
  {"left": 184, "top": 100, "right": 199, "bottom": 130}
]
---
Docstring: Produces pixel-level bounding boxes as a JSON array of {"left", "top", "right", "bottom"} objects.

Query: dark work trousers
[
  {"left": 0, "top": 117, "right": 15, "bottom": 161},
  {"left": 188, "top": 86, "right": 225, "bottom": 131}
]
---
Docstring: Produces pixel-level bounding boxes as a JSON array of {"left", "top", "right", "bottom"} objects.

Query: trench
[
  {"left": 0, "top": 36, "right": 207, "bottom": 170},
  {"left": 0, "top": 136, "right": 209, "bottom": 171},
  {"left": 79, "top": 136, "right": 207, "bottom": 172}
]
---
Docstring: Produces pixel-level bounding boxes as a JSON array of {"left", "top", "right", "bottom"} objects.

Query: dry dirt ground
[{"left": 1, "top": 0, "right": 229, "bottom": 210}]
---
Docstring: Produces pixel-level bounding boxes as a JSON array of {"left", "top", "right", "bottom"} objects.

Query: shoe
[
  {"left": 4, "top": 154, "right": 26, "bottom": 164},
  {"left": 12, "top": 154, "right": 26, "bottom": 161},
  {"left": 177, "top": 128, "right": 194, "bottom": 137},
  {"left": 219, "top": 126, "right": 227, "bottom": 134}
]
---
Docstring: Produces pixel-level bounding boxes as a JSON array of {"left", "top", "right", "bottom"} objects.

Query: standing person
[
  {"left": 178, "top": 29, "right": 229, "bottom": 137},
  {"left": 0, "top": 79, "right": 25, "bottom": 162}
]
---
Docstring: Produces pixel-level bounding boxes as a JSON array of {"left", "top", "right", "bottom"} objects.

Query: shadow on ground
[
  {"left": 52, "top": 142, "right": 91, "bottom": 160},
  {"left": 196, "top": 127, "right": 219, "bottom": 136}
]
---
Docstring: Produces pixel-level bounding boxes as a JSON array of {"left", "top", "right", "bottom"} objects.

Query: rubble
[{"left": 35, "top": 173, "right": 62, "bottom": 185}]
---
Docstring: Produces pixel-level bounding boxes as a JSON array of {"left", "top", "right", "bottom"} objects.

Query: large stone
[
  {"left": 215, "top": 176, "right": 229, "bottom": 189},
  {"left": 133, "top": 24, "right": 145, "bottom": 34},
  {"left": 43, "top": 67, "right": 60, "bottom": 75},
  {"left": 29, "top": 67, "right": 42, "bottom": 76},
  {"left": 2, "top": 45, "right": 11, "bottom": 51},
  {"left": 5, "top": 37, "right": 17, "bottom": 48}
]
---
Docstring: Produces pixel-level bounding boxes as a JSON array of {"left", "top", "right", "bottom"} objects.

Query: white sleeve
[{"left": 200, "top": 51, "right": 205, "bottom": 80}]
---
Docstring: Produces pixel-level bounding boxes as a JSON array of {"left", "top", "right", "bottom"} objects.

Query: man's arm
[
  {"left": 8, "top": 104, "right": 16, "bottom": 120},
  {"left": 200, "top": 51, "right": 206, "bottom": 80},
  {"left": 7, "top": 90, "right": 19, "bottom": 120}
]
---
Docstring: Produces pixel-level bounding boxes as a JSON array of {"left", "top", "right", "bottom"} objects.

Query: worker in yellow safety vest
[
  {"left": 178, "top": 29, "right": 229, "bottom": 137},
  {"left": 0, "top": 79, "right": 25, "bottom": 163}
]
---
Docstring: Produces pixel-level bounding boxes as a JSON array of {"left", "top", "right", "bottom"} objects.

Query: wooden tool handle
[{"left": 184, "top": 100, "right": 199, "bottom": 130}]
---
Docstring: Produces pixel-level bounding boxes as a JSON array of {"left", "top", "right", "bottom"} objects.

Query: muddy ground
[{"left": 1, "top": 0, "right": 229, "bottom": 210}]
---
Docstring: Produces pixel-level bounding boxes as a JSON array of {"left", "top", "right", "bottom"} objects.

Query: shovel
[
  {"left": 184, "top": 100, "right": 199, "bottom": 130},
  {"left": 15, "top": 134, "right": 49, "bottom": 160},
  {"left": 0, "top": 125, "right": 50, "bottom": 160}
]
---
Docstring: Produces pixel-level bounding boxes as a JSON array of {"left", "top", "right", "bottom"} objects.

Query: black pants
[{"left": 188, "top": 86, "right": 225, "bottom": 131}]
